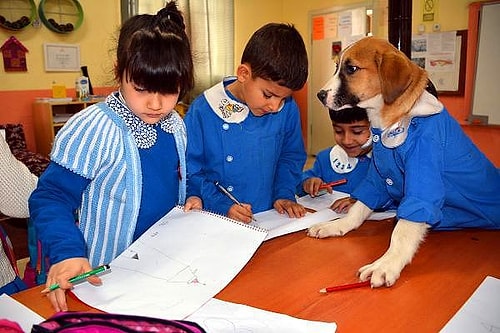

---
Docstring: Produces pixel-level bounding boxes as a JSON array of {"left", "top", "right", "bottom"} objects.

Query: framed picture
[{"left": 43, "top": 43, "right": 80, "bottom": 71}]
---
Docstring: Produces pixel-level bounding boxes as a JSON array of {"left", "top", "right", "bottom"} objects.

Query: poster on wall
[
  {"left": 411, "top": 30, "right": 466, "bottom": 95},
  {"left": 43, "top": 43, "right": 81, "bottom": 72}
]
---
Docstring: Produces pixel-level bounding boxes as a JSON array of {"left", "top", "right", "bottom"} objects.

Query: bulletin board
[{"left": 411, "top": 30, "right": 467, "bottom": 96}]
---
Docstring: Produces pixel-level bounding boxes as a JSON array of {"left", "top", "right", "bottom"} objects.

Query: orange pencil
[
  {"left": 319, "top": 280, "right": 371, "bottom": 294},
  {"left": 318, "top": 178, "right": 347, "bottom": 190}
]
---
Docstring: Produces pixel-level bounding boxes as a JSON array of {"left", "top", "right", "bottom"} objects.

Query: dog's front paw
[
  {"left": 358, "top": 257, "right": 404, "bottom": 287},
  {"left": 307, "top": 218, "right": 351, "bottom": 238}
]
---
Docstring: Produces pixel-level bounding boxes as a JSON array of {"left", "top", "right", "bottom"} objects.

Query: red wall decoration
[{"left": 1, "top": 36, "right": 28, "bottom": 72}]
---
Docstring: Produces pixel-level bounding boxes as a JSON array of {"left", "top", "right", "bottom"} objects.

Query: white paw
[
  {"left": 358, "top": 257, "right": 403, "bottom": 287},
  {"left": 307, "top": 218, "right": 351, "bottom": 238}
]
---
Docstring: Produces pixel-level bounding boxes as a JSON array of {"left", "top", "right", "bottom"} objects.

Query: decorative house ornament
[{"left": 1, "top": 36, "right": 28, "bottom": 72}]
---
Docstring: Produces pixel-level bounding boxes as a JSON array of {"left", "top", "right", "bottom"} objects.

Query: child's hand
[
  {"left": 44, "top": 257, "right": 93, "bottom": 312},
  {"left": 330, "top": 197, "right": 357, "bottom": 213},
  {"left": 184, "top": 196, "right": 203, "bottom": 211},
  {"left": 274, "top": 199, "right": 306, "bottom": 218},
  {"left": 303, "top": 177, "right": 328, "bottom": 197},
  {"left": 228, "top": 203, "right": 254, "bottom": 223}
]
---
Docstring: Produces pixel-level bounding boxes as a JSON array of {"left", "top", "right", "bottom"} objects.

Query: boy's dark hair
[
  {"left": 115, "top": 1, "right": 194, "bottom": 100},
  {"left": 241, "top": 23, "right": 308, "bottom": 91},
  {"left": 329, "top": 106, "right": 369, "bottom": 124}
]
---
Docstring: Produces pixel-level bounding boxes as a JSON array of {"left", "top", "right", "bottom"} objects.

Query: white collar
[{"left": 204, "top": 77, "right": 250, "bottom": 123}]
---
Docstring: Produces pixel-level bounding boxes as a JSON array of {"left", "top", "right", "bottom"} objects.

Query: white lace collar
[{"left": 106, "top": 91, "right": 183, "bottom": 149}]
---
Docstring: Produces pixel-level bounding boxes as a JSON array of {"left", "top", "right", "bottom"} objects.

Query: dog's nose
[{"left": 317, "top": 90, "right": 327, "bottom": 104}]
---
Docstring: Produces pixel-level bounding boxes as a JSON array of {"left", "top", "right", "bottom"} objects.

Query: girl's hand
[{"left": 44, "top": 257, "right": 94, "bottom": 312}]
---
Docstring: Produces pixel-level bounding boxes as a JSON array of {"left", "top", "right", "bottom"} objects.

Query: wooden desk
[{"left": 12, "top": 220, "right": 500, "bottom": 332}]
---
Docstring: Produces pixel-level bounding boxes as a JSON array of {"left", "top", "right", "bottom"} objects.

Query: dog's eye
[{"left": 345, "top": 65, "right": 359, "bottom": 75}]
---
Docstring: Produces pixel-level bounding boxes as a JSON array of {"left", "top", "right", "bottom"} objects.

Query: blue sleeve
[
  {"left": 272, "top": 99, "right": 307, "bottom": 203},
  {"left": 29, "top": 162, "right": 91, "bottom": 265},
  {"left": 185, "top": 98, "right": 232, "bottom": 214},
  {"left": 351, "top": 160, "right": 392, "bottom": 209}
]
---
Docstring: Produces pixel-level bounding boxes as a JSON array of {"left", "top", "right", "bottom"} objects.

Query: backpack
[
  {"left": 31, "top": 312, "right": 206, "bottom": 333},
  {"left": 22, "top": 218, "right": 49, "bottom": 287}
]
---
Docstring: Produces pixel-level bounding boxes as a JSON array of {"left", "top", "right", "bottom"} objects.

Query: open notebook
[{"left": 72, "top": 206, "right": 267, "bottom": 319}]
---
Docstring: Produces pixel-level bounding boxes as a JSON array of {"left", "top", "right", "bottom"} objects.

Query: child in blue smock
[
  {"left": 184, "top": 23, "right": 308, "bottom": 223},
  {"left": 300, "top": 106, "right": 372, "bottom": 213},
  {"left": 29, "top": 2, "right": 197, "bottom": 312}
]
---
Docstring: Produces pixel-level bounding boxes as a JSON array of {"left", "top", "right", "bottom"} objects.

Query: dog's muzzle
[{"left": 317, "top": 90, "right": 328, "bottom": 105}]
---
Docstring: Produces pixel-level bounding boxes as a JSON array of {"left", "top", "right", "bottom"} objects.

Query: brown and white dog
[{"left": 308, "top": 37, "right": 500, "bottom": 287}]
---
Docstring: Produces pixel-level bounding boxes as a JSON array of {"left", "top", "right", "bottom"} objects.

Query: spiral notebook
[{"left": 72, "top": 206, "right": 267, "bottom": 320}]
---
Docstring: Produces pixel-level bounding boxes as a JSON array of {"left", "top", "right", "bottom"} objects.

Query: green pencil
[{"left": 41, "top": 264, "right": 111, "bottom": 293}]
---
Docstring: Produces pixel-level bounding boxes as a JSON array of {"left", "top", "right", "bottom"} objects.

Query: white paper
[
  {"left": 0, "top": 293, "right": 44, "bottom": 332},
  {"left": 71, "top": 207, "right": 267, "bottom": 319},
  {"left": 186, "top": 298, "right": 336, "bottom": 333},
  {"left": 297, "top": 191, "right": 396, "bottom": 220},
  {"left": 440, "top": 276, "right": 500, "bottom": 332},
  {"left": 252, "top": 208, "right": 342, "bottom": 240}
]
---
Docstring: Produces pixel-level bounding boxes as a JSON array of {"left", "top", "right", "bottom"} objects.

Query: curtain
[{"left": 122, "top": 0, "right": 234, "bottom": 103}]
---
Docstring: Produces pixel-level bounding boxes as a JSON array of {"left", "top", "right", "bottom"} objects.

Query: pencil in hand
[
  {"left": 214, "top": 181, "right": 257, "bottom": 222},
  {"left": 41, "top": 264, "right": 111, "bottom": 293},
  {"left": 318, "top": 178, "right": 348, "bottom": 190},
  {"left": 319, "top": 280, "right": 371, "bottom": 294}
]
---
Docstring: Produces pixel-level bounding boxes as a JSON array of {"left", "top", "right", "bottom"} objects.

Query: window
[{"left": 121, "top": 0, "right": 234, "bottom": 103}]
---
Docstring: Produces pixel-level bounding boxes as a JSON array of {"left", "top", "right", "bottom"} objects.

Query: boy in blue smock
[
  {"left": 184, "top": 23, "right": 308, "bottom": 223},
  {"left": 300, "top": 106, "right": 372, "bottom": 213}
]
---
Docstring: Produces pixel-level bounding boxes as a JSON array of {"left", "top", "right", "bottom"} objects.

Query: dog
[{"left": 308, "top": 37, "right": 500, "bottom": 288}]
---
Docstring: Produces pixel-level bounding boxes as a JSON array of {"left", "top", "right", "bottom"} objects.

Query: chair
[{"left": 0, "top": 124, "right": 49, "bottom": 177}]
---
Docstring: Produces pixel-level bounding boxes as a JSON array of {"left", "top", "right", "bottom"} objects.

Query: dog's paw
[
  {"left": 307, "top": 219, "right": 350, "bottom": 238},
  {"left": 357, "top": 257, "right": 403, "bottom": 287}
]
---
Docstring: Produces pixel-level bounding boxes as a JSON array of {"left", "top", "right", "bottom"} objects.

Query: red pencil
[
  {"left": 319, "top": 280, "right": 371, "bottom": 294},
  {"left": 318, "top": 178, "right": 348, "bottom": 189}
]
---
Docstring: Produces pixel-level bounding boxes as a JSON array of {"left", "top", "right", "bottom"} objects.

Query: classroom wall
[
  {"left": 0, "top": 0, "right": 498, "bottom": 165},
  {"left": 0, "top": 2, "right": 120, "bottom": 152}
]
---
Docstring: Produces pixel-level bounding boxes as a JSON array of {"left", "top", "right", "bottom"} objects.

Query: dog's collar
[
  {"left": 377, "top": 91, "right": 443, "bottom": 148},
  {"left": 204, "top": 77, "right": 250, "bottom": 123}
]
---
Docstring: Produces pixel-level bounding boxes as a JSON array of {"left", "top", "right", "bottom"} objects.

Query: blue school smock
[
  {"left": 29, "top": 92, "right": 185, "bottom": 267},
  {"left": 352, "top": 92, "right": 500, "bottom": 230},
  {"left": 300, "top": 145, "right": 371, "bottom": 195},
  {"left": 185, "top": 77, "right": 307, "bottom": 215}
]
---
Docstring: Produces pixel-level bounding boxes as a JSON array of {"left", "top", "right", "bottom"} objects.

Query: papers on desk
[
  {"left": 186, "top": 298, "right": 336, "bottom": 333},
  {"left": 250, "top": 191, "right": 396, "bottom": 240},
  {"left": 0, "top": 293, "right": 44, "bottom": 332},
  {"left": 440, "top": 275, "right": 500, "bottom": 333},
  {"left": 72, "top": 206, "right": 267, "bottom": 320}
]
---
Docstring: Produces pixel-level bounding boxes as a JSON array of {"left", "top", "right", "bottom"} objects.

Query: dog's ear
[{"left": 377, "top": 52, "right": 420, "bottom": 105}]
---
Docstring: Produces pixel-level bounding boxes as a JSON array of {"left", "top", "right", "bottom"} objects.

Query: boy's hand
[
  {"left": 330, "top": 197, "right": 357, "bottom": 213},
  {"left": 274, "top": 199, "right": 306, "bottom": 218},
  {"left": 303, "top": 177, "right": 330, "bottom": 197},
  {"left": 228, "top": 203, "right": 254, "bottom": 223},
  {"left": 184, "top": 196, "right": 203, "bottom": 211}
]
